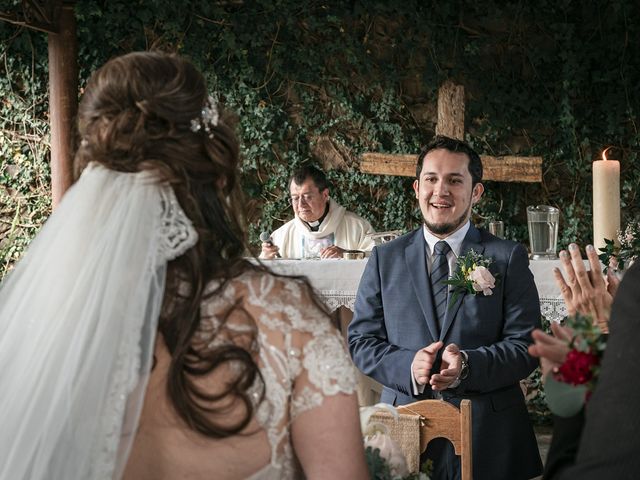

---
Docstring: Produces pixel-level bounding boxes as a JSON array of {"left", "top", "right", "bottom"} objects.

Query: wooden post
[
  {"left": 436, "top": 80, "right": 465, "bottom": 140},
  {"left": 48, "top": 1, "right": 77, "bottom": 209}
]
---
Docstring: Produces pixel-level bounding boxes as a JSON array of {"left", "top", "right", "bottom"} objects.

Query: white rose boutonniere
[
  {"left": 445, "top": 249, "right": 498, "bottom": 304},
  {"left": 469, "top": 266, "right": 495, "bottom": 295}
]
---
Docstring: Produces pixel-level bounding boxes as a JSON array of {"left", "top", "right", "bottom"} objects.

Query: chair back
[{"left": 398, "top": 399, "right": 473, "bottom": 480}]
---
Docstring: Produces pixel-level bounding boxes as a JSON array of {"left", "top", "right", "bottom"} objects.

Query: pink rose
[{"left": 469, "top": 266, "right": 495, "bottom": 295}]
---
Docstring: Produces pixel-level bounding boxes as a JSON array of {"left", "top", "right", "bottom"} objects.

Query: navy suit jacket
[{"left": 348, "top": 225, "right": 542, "bottom": 480}]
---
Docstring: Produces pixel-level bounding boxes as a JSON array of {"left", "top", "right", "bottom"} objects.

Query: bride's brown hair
[{"left": 74, "top": 51, "right": 263, "bottom": 437}]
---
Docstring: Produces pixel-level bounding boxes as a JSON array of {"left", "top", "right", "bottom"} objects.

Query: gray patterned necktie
[{"left": 430, "top": 240, "right": 451, "bottom": 328}]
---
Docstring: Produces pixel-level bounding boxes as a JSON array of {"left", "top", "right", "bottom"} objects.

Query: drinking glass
[
  {"left": 488, "top": 220, "right": 505, "bottom": 238},
  {"left": 527, "top": 205, "right": 559, "bottom": 259}
]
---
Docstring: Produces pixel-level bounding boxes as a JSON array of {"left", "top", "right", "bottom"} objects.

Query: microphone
[{"left": 260, "top": 232, "right": 281, "bottom": 258}]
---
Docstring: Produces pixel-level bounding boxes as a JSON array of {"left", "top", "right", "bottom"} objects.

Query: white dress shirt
[{"left": 411, "top": 221, "right": 471, "bottom": 395}]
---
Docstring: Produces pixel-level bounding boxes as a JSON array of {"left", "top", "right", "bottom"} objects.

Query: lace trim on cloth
[
  {"left": 320, "top": 291, "right": 357, "bottom": 312},
  {"left": 90, "top": 182, "right": 198, "bottom": 479},
  {"left": 316, "top": 293, "right": 566, "bottom": 321},
  {"left": 89, "top": 309, "right": 145, "bottom": 479},
  {"left": 540, "top": 298, "right": 569, "bottom": 323}
]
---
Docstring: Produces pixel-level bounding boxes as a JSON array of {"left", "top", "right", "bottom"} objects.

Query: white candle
[{"left": 592, "top": 150, "right": 620, "bottom": 251}]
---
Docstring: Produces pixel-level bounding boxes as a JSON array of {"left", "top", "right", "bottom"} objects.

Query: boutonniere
[{"left": 445, "top": 249, "right": 498, "bottom": 304}]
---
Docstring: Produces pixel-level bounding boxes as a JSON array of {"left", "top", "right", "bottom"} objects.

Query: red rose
[{"left": 557, "top": 349, "right": 600, "bottom": 386}]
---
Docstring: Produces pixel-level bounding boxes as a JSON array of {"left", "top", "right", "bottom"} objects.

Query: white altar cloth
[{"left": 263, "top": 258, "right": 570, "bottom": 322}]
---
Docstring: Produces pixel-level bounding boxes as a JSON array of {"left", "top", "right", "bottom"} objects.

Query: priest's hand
[
  {"left": 261, "top": 242, "right": 281, "bottom": 259},
  {"left": 320, "top": 245, "right": 345, "bottom": 259}
]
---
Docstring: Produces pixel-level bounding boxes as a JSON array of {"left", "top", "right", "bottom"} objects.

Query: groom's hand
[
  {"left": 430, "top": 343, "right": 462, "bottom": 391},
  {"left": 412, "top": 341, "right": 443, "bottom": 385}
]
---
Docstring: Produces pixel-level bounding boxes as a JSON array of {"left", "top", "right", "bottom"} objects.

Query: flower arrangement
[
  {"left": 360, "top": 404, "right": 432, "bottom": 480},
  {"left": 544, "top": 313, "right": 607, "bottom": 417},
  {"left": 444, "top": 249, "right": 497, "bottom": 304},
  {"left": 598, "top": 219, "right": 640, "bottom": 272}
]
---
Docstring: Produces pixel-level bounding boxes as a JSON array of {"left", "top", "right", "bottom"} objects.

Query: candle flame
[{"left": 602, "top": 147, "right": 613, "bottom": 161}]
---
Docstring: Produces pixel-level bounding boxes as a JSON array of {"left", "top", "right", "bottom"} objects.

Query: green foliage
[
  {"left": 527, "top": 316, "right": 553, "bottom": 426},
  {"left": 0, "top": 23, "right": 50, "bottom": 277},
  {"left": 365, "top": 446, "right": 433, "bottom": 480},
  {"left": 2, "top": 1, "right": 639, "bottom": 264},
  {"left": 598, "top": 219, "right": 640, "bottom": 271},
  {"left": 365, "top": 446, "right": 393, "bottom": 480},
  {"left": 1, "top": 0, "right": 639, "bottom": 420}
]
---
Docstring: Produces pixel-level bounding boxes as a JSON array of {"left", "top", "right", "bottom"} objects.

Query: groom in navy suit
[{"left": 348, "top": 136, "right": 542, "bottom": 480}]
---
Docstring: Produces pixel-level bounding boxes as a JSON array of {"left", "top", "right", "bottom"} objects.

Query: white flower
[
  {"left": 360, "top": 402, "right": 397, "bottom": 436},
  {"left": 364, "top": 432, "right": 410, "bottom": 478},
  {"left": 469, "top": 265, "right": 495, "bottom": 295},
  {"left": 626, "top": 232, "right": 635, "bottom": 244}
]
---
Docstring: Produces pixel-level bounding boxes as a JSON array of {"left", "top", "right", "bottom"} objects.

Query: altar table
[{"left": 263, "top": 258, "right": 568, "bottom": 322}]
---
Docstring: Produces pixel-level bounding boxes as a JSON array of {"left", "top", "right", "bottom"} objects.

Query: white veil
[{"left": 0, "top": 163, "right": 198, "bottom": 480}]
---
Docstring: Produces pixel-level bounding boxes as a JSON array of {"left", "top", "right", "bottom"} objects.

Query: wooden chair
[
  {"left": 370, "top": 399, "right": 472, "bottom": 479},
  {"left": 399, "top": 399, "right": 473, "bottom": 480}
]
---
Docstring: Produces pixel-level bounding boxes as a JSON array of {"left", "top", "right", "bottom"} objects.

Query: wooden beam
[
  {"left": 436, "top": 81, "right": 464, "bottom": 140},
  {"left": 360, "top": 152, "right": 542, "bottom": 183},
  {"left": 48, "top": 1, "right": 77, "bottom": 208},
  {"left": 481, "top": 155, "right": 542, "bottom": 183},
  {"left": 0, "top": 0, "right": 62, "bottom": 34}
]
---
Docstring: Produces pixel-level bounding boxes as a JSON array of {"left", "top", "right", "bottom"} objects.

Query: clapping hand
[
  {"left": 412, "top": 341, "right": 443, "bottom": 386},
  {"left": 528, "top": 322, "right": 573, "bottom": 379},
  {"left": 430, "top": 343, "right": 462, "bottom": 391},
  {"left": 554, "top": 243, "right": 619, "bottom": 333}
]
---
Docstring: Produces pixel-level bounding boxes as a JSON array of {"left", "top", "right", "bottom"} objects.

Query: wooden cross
[{"left": 360, "top": 81, "right": 542, "bottom": 182}]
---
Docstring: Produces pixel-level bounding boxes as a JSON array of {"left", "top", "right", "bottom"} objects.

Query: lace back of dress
[{"left": 200, "top": 272, "right": 357, "bottom": 479}]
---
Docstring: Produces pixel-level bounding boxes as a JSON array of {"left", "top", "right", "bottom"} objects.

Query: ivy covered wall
[{"left": 1, "top": 0, "right": 639, "bottom": 276}]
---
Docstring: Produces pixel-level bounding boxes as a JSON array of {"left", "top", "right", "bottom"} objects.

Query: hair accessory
[{"left": 190, "top": 95, "right": 220, "bottom": 138}]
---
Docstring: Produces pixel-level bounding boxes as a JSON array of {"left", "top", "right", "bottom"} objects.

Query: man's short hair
[
  {"left": 290, "top": 165, "right": 329, "bottom": 191},
  {"left": 416, "top": 136, "right": 483, "bottom": 185}
]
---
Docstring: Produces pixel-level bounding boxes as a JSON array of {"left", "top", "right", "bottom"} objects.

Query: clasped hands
[{"left": 412, "top": 341, "right": 462, "bottom": 391}]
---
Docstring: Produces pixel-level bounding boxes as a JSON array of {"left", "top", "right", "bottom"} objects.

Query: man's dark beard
[{"left": 424, "top": 206, "right": 470, "bottom": 236}]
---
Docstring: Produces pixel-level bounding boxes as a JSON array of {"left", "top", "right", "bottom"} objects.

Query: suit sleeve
[
  {"left": 348, "top": 247, "right": 417, "bottom": 395},
  {"left": 460, "top": 243, "right": 541, "bottom": 393}
]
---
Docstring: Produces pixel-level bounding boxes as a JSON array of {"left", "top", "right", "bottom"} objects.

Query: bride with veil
[{"left": 0, "top": 51, "right": 368, "bottom": 480}]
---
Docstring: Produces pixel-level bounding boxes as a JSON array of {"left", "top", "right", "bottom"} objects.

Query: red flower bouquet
[
  {"left": 544, "top": 313, "right": 607, "bottom": 417},
  {"left": 557, "top": 349, "right": 600, "bottom": 386}
]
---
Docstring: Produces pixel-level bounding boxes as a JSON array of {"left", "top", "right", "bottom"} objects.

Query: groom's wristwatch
[
  {"left": 449, "top": 351, "right": 469, "bottom": 389},
  {"left": 459, "top": 350, "right": 469, "bottom": 380}
]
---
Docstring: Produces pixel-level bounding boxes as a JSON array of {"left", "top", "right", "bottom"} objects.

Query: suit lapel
[
  {"left": 405, "top": 230, "right": 440, "bottom": 341},
  {"left": 439, "top": 225, "right": 485, "bottom": 341}
]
